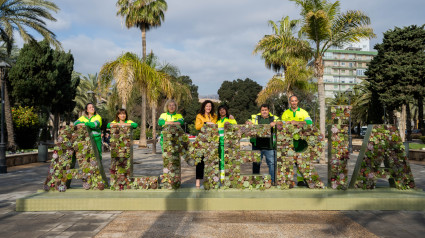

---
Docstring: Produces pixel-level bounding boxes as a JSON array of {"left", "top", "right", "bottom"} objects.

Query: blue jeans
[{"left": 252, "top": 149, "right": 275, "bottom": 183}]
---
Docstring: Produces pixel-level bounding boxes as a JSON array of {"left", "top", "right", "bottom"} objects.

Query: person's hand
[
  {"left": 165, "top": 121, "right": 173, "bottom": 125},
  {"left": 206, "top": 122, "right": 214, "bottom": 124},
  {"left": 229, "top": 115, "right": 235, "bottom": 120},
  {"left": 246, "top": 121, "right": 253, "bottom": 125},
  {"left": 270, "top": 121, "right": 276, "bottom": 127}
]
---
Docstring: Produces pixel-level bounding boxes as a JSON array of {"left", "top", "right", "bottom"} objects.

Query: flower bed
[
  {"left": 327, "top": 106, "right": 351, "bottom": 190},
  {"left": 353, "top": 125, "right": 416, "bottom": 190},
  {"left": 275, "top": 123, "right": 325, "bottom": 189}
]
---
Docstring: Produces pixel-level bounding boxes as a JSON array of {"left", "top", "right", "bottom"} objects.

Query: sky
[{"left": 21, "top": 0, "right": 425, "bottom": 96}]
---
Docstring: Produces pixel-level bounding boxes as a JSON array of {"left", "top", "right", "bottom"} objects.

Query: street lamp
[
  {"left": 346, "top": 88, "right": 353, "bottom": 154},
  {"left": 0, "top": 60, "right": 11, "bottom": 174}
]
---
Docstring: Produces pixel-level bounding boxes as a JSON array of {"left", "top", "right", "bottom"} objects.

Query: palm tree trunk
[
  {"left": 141, "top": 25, "right": 146, "bottom": 60},
  {"left": 2, "top": 77, "right": 16, "bottom": 150},
  {"left": 399, "top": 104, "right": 406, "bottom": 142},
  {"left": 139, "top": 86, "right": 148, "bottom": 148},
  {"left": 406, "top": 103, "right": 412, "bottom": 141},
  {"left": 53, "top": 111, "right": 59, "bottom": 142},
  {"left": 418, "top": 96, "right": 424, "bottom": 136},
  {"left": 314, "top": 56, "right": 326, "bottom": 163},
  {"left": 152, "top": 103, "right": 157, "bottom": 154}
]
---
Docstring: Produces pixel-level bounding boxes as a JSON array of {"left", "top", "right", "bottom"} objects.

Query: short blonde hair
[{"left": 163, "top": 99, "right": 178, "bottom": 113}]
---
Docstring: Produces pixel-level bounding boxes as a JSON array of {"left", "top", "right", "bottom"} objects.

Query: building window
[
  {"left": 357, "top": 69, "right": 366, "bottom": 76},
  {"left": 334, "top": 61, "right": 338, "bottom": 66},
  {"left": 334, "top": 85, "right": 338, "bottom": 89},
  {"left": 324, "top": 52, "right": 333, "bottom": 59},
  {"left": 349, "top": 62, "right": 353, "bottom": 67},
  {"left": 324, "top": 68, "right": 332, "bottom": 74},
  {"left": 341, "top": 62, "right": 346, "bottom": 66},
  {"left": 333, "top": 69, "right": 338, "bottom": 74}
]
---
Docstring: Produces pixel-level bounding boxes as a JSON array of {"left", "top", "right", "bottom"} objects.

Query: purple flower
[
  {"left": 163, "top": 168, "right": 169, "bottom": 174},
  {"left": 83, "top": 182, "right": 90, "bottom": 190},
  {"left": 213, "top": 176, "right": 219, "bottom": 182}
]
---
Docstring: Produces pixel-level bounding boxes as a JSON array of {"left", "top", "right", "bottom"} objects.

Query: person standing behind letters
[
  {"left": 195, "top": 100, "right": 218, "bottom": 189},
  {"left": 216, "top": 105, "right": 237, "bottom": 183},
  {"left": 246, "top": 104, "right": 279, "bottom": 184},
  {"left": 158, "top": 99, "right": 184, "bottom": 151},
  {"left": 74, "top": 103, "right": 103, "bottom": 160},
  {"left": 281, "top": 95, "right": 312, "bottom": 186}
]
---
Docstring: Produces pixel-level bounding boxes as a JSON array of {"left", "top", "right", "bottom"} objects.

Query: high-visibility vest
[
  {"left": 107, "top": 120, "right": 138, "bottom": 129},
  {"left": 74, "top": 114, "right": 102, "bottom": 137},
  {"left": 249, "top": 113, "right": 279, "bottom": 125},
  {"left": 158, "top": 112, "right": 184, "bottom": 126},
  {"left": 281, "top": 107, "right": 312, "bottom": 124},
  {"left": 217, "top": 117, "right": 237, "bottom": 144}
]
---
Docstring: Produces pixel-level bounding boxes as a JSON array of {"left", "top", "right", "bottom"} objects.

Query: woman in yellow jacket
[
  {"left": 74, "top": 103, "right": 103, "bottom": 159},
  {"left": 195, "top": 100, "right": 217, "bottom": 188},
  {"left": 106, "top": 109, "right": 138, "bottom": 129},
  {"left": 216, "top": 105, "right": 237, "bottom": 183}
]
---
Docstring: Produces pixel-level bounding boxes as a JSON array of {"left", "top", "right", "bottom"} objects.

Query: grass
[{"left": 409, "top": 143, "right": 425, "bottom": 150}]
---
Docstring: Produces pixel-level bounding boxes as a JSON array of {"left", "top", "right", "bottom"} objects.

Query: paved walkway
[{"left": 1, "top": 145, "right": 425, "bottom": 237}]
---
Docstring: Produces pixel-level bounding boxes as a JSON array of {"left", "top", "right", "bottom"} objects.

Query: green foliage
[
  {"left": 218, "top": 78, "right": 262, "bottom": 123},
  {"left": 12, "top": 106, "right": 39, "bottom": 149},
  {"left": 410, "top": 143, "right": 425, "bottom": 150},
  {"left": 421, "top": 136, "right": 425, "bottom": 144},
  {"left": 174, "top": 75, "right": 200, "bottom": 127},
  {"left": 9, "top": 40, "right": 76, "bottom": 114},
  {"left": 366, "top": 25, "right": 425, "bottom": 109},
  {"left": 0, "top": 0, "right": 61, "bottom": 56}
]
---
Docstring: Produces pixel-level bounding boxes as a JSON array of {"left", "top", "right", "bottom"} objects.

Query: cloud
[
  {"left": 49, "top": 0, "right": 425, "bottom": 95},
  {"left": 61, "top": 35, "right": 137, "bottom": 75}
]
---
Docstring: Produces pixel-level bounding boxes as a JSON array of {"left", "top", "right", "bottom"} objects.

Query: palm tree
[
  {"left": 0, "top": 0, "right": 61, "bottom": 150},
  {"left": 116, "top": 0, "right": 168, "bottom": 148},
  {"left": 290, "top": 0, "right": 375, "bottom": 139},
  {"left": 99, "top": 52, "right": 189, "bottom": 153},
  {"left": 253, "top": 16, "right": 313, "bottom": 105},
  {"left": 144, "top": 52, "right": 190, "bottom": 154}
]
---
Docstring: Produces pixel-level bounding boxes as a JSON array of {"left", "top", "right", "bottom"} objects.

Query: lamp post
[
  {"left": 346, "top": 88, "right": 353, "bottom": 154},
  {"left": 0, "top": 60, "right": 11, "bottom": 174}
]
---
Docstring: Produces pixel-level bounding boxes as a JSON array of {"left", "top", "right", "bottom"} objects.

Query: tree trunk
[
  {"left": 419, "top": 96, "right": 424, "bottom": 136},
  {"left": 152, "top": 103, "right": 157, "bottom": 154},
  {"left": 139, "top": 86, "right": 148, "bottom": 148},
  {"left": 1, "top": 76, "right": 16, "bottom": 150},
  {"left": 53, "top": 111, "right": 60, "bottom": 142},
  {"left": 141, "top": 25, "right": 146, "bottom": 60},
  {"left": 399, "top": 104, "right": 406, "bottom": 142},
  {"left": 314, "top": 56, "right": 326, "bottom": 163},
  {"left": 406, "top": 103, "right": 412, "bottom": 141}
]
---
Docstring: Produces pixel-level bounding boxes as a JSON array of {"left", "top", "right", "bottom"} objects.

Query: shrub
[
  {"left": 12, "top": 106, "right": 39, "bottom": 149},
  {"left": 420, "top": 136, "right": 425, "bottom": 144}
]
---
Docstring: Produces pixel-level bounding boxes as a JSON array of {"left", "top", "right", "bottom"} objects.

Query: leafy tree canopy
[
  {"left": 174, "top": 75, "right": 200, "bottom": 126},
  {"left": 9, "top": 40, "right": 77, "bottom": 114},
  {"left": 217, "top": 78, "right": 262, "bottom": 122},
  {"left": 365, "top": 25, "right": 425, "bottom": 109}
]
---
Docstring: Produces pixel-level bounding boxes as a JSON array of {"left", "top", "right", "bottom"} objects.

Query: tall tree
[
  {"left": 116, "top": 0, "right": 168, "bottom": 148},
  {"left": 99, "top": 52, "right": 188, "bottom": 153},
  {"left": 8, "top": 40, "right": 76, "bottom": 141},
  {"left": 290, "top": 0, "right": 375, "bottom": 139},
  {"left": 218, "top": 78, "right": 262, "bottom": 122},
  {"left": 366, "top": 25, "right": 425, "bottom": 139},
  {"left": 254, "top": 16, "right": 313, "bottom": 104},
  {"left": 0, "top": 0, "right": 61, "bottom": 149}
]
